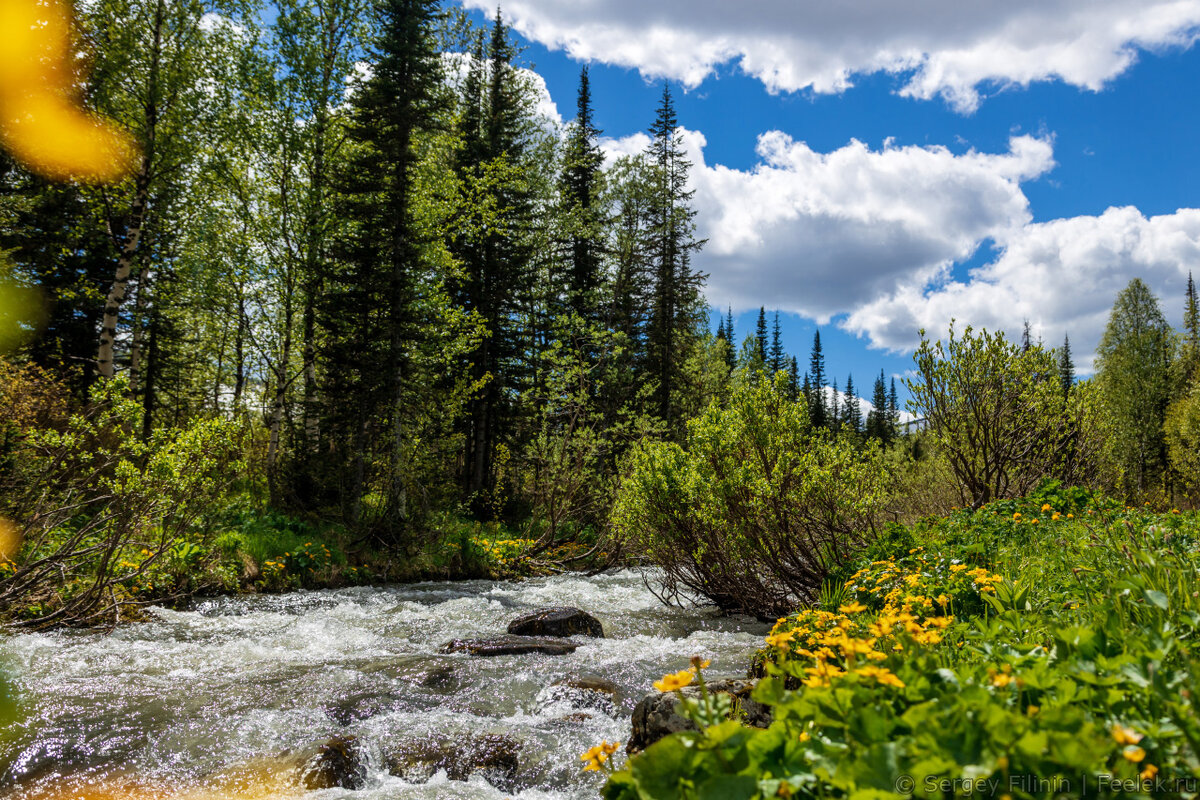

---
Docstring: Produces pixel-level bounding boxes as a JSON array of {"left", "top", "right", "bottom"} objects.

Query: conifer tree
[
  {"left": 324, "top": 0, "right": 444, "bottom": 529},
  {"left": 1058, "top": 334, "right": 1075, "bottom": 398},
  {"left": 1021, "top": 319, "right": 1033, "bottom": 353},
  {"left": 754, "top": 307, "right": 768, "bottom": 366},
  {"left": 451, "top": 11, "right": 539, "bottom": 506},
  {"left": 829, "top": 378, "right": 841, "bottom": 429},
  {"left": 769, "top": 311, "right": 785, "bottom": 374},
  {"left": 723, "top": 307, "right": 736, "bottom": 370},
  {"left": 559, "top": 65, "right": 606, "bottom": 322},
  {"left": 867, "top": 370, "right": 890, "bottom": 444},
  {"left": 888, "top": 378, "right": 900, "bottom": 434},
  {"left": 643, "top": 83, "right": 705, "bottom": 433},
  {"left": 1181, "top": 272, "right": 1200, "bottom": 386},
  {"left": 843, "top": 374, "right": 862, "bottom": 433},
  {"left": 808, "top": 330, "right": 827, "bottom": 428},
  {"left": 787, "top": 356, "right": 800, "bottom": 401}
]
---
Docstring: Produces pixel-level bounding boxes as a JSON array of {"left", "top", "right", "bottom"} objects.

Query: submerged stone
[
  {"left": 506, "top": 607, "right": 605, "bottom": 638},
  {"left": 439, "top": 635, "right": 580, "bottom": 656},
  {"left": 385, "top": 733, "right": 522, "bottom": 790}
]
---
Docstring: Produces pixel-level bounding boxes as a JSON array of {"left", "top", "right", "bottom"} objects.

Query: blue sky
[{"left": 453, "top": 1, "right": 1200, "bottom": 402}]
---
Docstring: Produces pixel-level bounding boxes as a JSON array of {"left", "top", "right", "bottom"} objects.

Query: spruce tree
[
  {"left": 808, "top": 330, "right": 827, "bottom": 428},
  {"left": 829, "top": 378, "right": 841, "bottom": 429},
  {"left": 1021, "top": 319, "right": 1033, "bottom": 353},
  {"left": 769, "top": 311, "right": 785, "bottom": 374},
  {"left": 1181, "top": 272, "right": 1200, "bottom": 386},
  {"left": 868, "top": 370, "right": 890, "bottom": 443},
  {"left": 1058, "top": 333, "right": 1075, "bottom": 398},
  {"left": 451, "top": 11, "right": 538, "bottom": 506},
  {"left": 888, "top": 378, "right": 900, "bottom": 435},
  {"left": 843, "top": 374, "right": 862, "bottom": 433},
  {"left": 325, "top": 0, "right": 443, "bottom": 530},
  {"left": 643, "top": 82, "right": 705, "bottom": 433},
  {"left": 723, "top": 307, "right": 736, "bottom": 370},
  {"left": 754, "top": 307, "right": 768, "bottom": 366},
  {"left": 788, "top": 356, "right": 800, "bottom": 401},
  {"left": 559, "top": 65, "right": 605, "bottom": 322}
]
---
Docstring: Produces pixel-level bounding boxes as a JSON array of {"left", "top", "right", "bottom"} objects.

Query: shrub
[
  {"left": 907, "top": 324, "right": 1104, "bottom": 508},
  {"left": 0, "top": 378, "right": 241, "bottom": 627},
  {"left": 611, "top": 373, "right": 890, "bottom": 618}
]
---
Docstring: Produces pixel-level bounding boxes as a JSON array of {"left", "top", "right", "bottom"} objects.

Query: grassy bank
[
  {"left": 0, "top": 505, "right": 604, "bottom": 626},
  {"left": 601, "top": 487, "right": 1200, "bottom": 799}
]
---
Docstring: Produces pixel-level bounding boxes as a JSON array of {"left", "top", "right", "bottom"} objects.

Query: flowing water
[{"left": 0, "top": 570, "right": 767, "bottom": 799}]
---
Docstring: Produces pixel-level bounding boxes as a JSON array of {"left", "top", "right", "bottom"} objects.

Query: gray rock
[
  {"left": 506, "top": 607, "right": 604, "bottom": 638},
  {"left": 626, "top": 679, "right": 772, "bottom": 754},
  {"left": 439, "top": 636, "right": 580, "bottom": 656},
  {"left": 385, "top": 733, "right": 522, "bottom": 790}
]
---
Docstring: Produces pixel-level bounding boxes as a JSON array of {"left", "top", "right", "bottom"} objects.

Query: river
[{"left": 0, "top": 570, "right": 768, "bottom": 799}]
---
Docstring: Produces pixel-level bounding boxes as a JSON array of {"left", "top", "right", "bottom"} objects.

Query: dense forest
[{"left": 0, "top": 0, "right": 1199, "bottom": 629}]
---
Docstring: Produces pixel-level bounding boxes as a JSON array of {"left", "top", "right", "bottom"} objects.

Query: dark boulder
[
  {"left": 439, "top": 636, "right": 580, "bottom": 657},
  {"left": 506, "top": 607, "right": 604, "bottom": 638},
  {"left": 385, "top": 733, "right": 522, "bottom": 790},
  {"left": 295, "top": 735, "right": 366, "bottom": 790},
  {"left": 626, "top": 679, "right": 772, "bottom": 754}
]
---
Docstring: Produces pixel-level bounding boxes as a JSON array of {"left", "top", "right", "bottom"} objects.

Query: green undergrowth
[{"left": 602, "top": 484, "right": 1200, "bottom": 799}]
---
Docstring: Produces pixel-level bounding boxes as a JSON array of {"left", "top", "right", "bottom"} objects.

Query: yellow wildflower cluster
[
  {"left": 580, "top": 740, "right": 619, "bottom": 772},
  {"left": 844, "top": 551, "right": 1004, "bottom": 607},
  {"left": 470, "top": 537, "right": 535, "bottom": 565},
  {"left": 764, "top": 595, "right": 951, "bottom": 689}
]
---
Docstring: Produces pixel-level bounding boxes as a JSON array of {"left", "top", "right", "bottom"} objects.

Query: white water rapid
[{"left": 0, "top": 570, "right": 767, "bottom": 799}]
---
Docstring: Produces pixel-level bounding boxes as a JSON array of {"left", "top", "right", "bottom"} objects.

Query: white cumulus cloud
[
  {"left": 457, "top": 0, "right": 1200, "bottom": 112},
  {"left": 844, "top": 207, "right": 1200, "bottom": 373},
  {"left": 633, "top": 130, "right": 1056, "bottom": 324}
]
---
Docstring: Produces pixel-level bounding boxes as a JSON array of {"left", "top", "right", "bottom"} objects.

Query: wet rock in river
[
  {"left": 626, "top": 679, "right": 772, "bottom": 754},
  {"left": 506, "top": 606, "right": 604, "bottom": 638},
  {"left": 385, "top": 733, "right": 522, "bottom": 790},
  {"left": 539, "top": 674, "right": 622, "bottom": 717},
  {"left": 294, "top": 735, "right": 366, "bottom": 790},
  {"left": 323, "top": 691, "right": 404, "bottom": 726},
  {"left": 439, "top": 635, "right": 580, "bottom": 656}
]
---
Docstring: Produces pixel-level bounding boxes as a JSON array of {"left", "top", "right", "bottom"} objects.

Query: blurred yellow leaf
[{"left": 0, "top": 0, "right": 136, "bottom": 182}]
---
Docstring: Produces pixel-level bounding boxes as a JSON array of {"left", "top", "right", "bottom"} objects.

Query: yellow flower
[
  {"left": 765, "top": 631, "right": 794, "bottom": 649},
  {"left": 1123, "top": 746, "right": 1146, "bottom": 763},
  {"left": 991, "top": 672, "right": 1014, "bottom": 688},
  {"left": 1051, "top": 513, "right": 1061, "bottom": 521},
  {"left": 1012, "top": 512, "right": 1022, "bottom": 520},
  {"left": 1026, "top": 705, "right": 1039, "bottom": 716},
  {"left": 580, "top": 741, "right": 619, "bottom": 771},
  {"left": 926, "top": 616, "right": 953, "bottom": 629},
  {"left": 856, "top": 665, "right": 906, "bottom": 688},
  {"left": 1041, "top": 503, "right": 1052, "bottom": 512},
  {"left": 798, "top": 730, "right": 811, "bottom": 742},
  {"left": 1112, "top": 725, "right": 1144, "bottom": 746},
  {"left": 838, "top": 601, "right": 867, "bottom": 614},
  {"left": 1140, "top": 764, "right": 1158, "bottom": 781},
  {"left": 653, "top": 669, "right": 695, "bottom": 692}
]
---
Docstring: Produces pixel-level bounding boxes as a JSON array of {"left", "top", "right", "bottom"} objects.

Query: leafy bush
[
  {"left": 0, "top": 378, "right": 241, "bottom": 626},
  {"left": 907, "top": 325, "right": 1105, "bottom": 509},
  {"left": 611, "top": 374, "right": 891, "bottom": 618},
  {"left": 601, "top": 500, "right": 1200, "bottom": 800}
]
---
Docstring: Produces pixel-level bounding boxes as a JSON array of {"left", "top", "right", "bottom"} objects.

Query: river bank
[{"left": 0, "top": 570, "right": 767, "bottom": 798}]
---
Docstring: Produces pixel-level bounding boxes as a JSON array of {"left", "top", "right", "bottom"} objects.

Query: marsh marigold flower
[{"left": 653, "top": 669, "right": 695, "bottom": 692}]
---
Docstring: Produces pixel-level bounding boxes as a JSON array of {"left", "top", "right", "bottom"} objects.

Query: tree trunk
[{"left": 97, "top": 0, "right": 163, "bottom": 380}]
